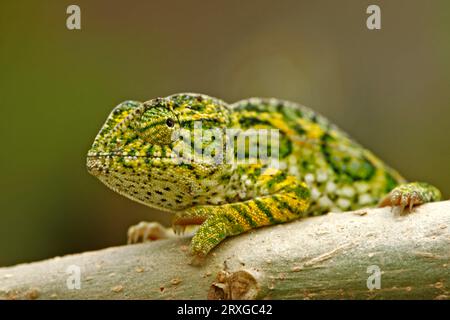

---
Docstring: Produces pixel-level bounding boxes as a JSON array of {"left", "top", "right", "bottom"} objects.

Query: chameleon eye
[
  {"left": 166, "top": 118, "right": 175, "bottom": 128},
  {"left": 136, "top": 107, "right": 178, "bottom": 145}
]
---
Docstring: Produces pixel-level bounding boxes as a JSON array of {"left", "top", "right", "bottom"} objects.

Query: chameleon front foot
[
  {"left": 379, "top": 182, "right": 441, "bottom": 213},
  {"left": 172, "top": 212, "right": 207, "bottom": 236},
  {"left": 127, "top": 221, "right": 172, "bottom": 244},
  {"left": 188, "top": 179, "right": 311, "bottom": 257},
  {"left": 189, "top": 214, "right": 234, "bottom": 258}
]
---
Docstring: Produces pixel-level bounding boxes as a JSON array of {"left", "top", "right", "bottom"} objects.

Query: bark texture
[{"left": 0, "top": 201, "right": 449, "bottom": 300}]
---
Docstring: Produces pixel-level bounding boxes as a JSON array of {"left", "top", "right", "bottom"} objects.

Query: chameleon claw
[
  {"left": 379, "top": 182, "right": 440, "bottom": 214},
  {"left": 127, "top": 221, "right": 171, "bottom": 244},
  {"left": 173, "top": 224, "right": 186, "bottom": 236}
]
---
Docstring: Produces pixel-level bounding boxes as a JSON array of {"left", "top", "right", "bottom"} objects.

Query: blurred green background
[{"left": 1, "top": 0, "right": 449, "bottom": 266}]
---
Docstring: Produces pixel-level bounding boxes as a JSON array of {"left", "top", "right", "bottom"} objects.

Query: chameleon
[{"left": 86, "top": 93, "right": 441, "bottom": 258}]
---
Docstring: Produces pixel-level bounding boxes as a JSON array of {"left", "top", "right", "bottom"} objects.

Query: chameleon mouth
[
  {"left": 86, "top": 151, "right": 174, "bottom": 160},
  {"left": 86, "top": 157, "right": 106, "bottom": 176},
  {"left": 86, "top": 152, "right": 177, "bottom": 177}
]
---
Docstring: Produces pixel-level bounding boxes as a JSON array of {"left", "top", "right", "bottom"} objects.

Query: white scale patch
[
  {"left": 337, "top": 186, "right": 356, "bottom": 198},
  {"left": 355, "top": 182, "right": 370, "bottom": 193},
  {"left": 337, "top": 198, "right": 351, "bottom": 210},
  {"left": 358, "top": 193, "right": 373, "bottom": 205},
  {"left": 304, "top": 173, "right": 315, "bottom": 185},
  {"left": 311, "top": 187, "right": 321, "bottom": 200},
  {"left": 316, "top": 170, "right": 328, "bottom": 183},
  {"left": 325, "top": 181, "right": 337, "bottom": 193},
  {"left": 318, "top": 195, "right": 333, "bottom": 208}
]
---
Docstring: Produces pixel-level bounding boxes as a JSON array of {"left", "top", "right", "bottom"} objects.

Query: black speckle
[
  {"left": 164, "top": 187, "right": 171, "bottom": 191},
  {"left": 146, "top": 191, "right": 152, "bottom": 196},
  {"left": 155, "top": 190, "right": 163, "bottom": 195}
]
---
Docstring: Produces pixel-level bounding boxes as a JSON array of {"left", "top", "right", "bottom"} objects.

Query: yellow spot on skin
[
  {"left": 261, "top": 167, "right": 279, "bottom": 177},
  {"left": 270, "top": 117, "right": 296, "bottom": 136},
  {"left": 262, "top": 199, "right": 284, "bottom": 221},
  {"left": 233, "top": 214, "right": 252, "bottom": 230},
  {"left": 276, "top": 176, "right": 297, "bottom": 190},
  {"left": 246, "top": 202, "right": 271, "bottom": 225},
  {"left": 297, "top": 118, "right": 324, "bottom": 140},
  {"left": 114, "top": 110, "right": 129, "bottom": 123}
]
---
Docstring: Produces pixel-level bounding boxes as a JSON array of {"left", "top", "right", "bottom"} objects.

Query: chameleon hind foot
[
  {"left": 379, "top": 182, "right": 441, "bottom": 214},
  {"left": 127, "top": 221, "right": 173, "bottom": 244}
]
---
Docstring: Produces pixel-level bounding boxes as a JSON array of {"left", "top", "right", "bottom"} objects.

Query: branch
[{"left": 1, "top": 201, "right": 449, "bottom": 300}]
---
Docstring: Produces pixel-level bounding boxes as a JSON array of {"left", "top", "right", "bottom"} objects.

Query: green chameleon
[{"left": 86, "top": 93, "right": 441, "bottom": 258}]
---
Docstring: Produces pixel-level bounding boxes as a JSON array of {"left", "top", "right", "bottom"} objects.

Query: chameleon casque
[{"left": 86, "top": 93, "right": 441, "bottom": 258}]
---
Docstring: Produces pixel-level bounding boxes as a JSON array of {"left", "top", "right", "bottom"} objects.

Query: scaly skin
[{"left": 87, "top": 93, "right": 441, "bottom": 257}]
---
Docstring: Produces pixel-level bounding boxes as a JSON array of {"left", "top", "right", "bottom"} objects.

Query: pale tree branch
[{"left": 0, "top": 201, "right": 449, "bottom": 300}]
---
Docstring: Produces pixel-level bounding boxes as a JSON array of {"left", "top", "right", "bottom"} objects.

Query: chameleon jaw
[
  {"left": 86, "top": 153, "right": 179, "bottom": 177},
  {"left": 86, "top": 153, "right": 199, "bottom": 213},
  {"left": 86, "top": 156, "right": 105, "bottom": 177}
]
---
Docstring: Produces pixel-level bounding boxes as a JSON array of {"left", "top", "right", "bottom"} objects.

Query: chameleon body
[{"left": 87, "top": 93, "right": 441, "bottom": 257}]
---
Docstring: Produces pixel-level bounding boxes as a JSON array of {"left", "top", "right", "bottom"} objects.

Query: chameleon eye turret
[
  {"left": 136, "top": 103, "right": 179, "bottom": 146},
  {"left": 87, "top": 93, "right": 441, "bottom": 258}
]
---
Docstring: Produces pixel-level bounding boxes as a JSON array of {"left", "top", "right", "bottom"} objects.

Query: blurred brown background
[{"left": 0, "top": 0, "right": 449, "bottom": 266}]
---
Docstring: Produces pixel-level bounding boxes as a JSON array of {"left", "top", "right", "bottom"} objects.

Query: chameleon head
[{"left": 87, "top": 93, "right": 231, "bottom": 212}]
